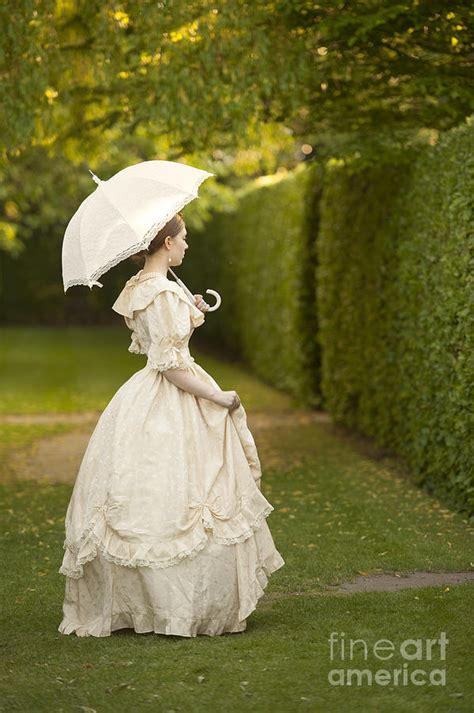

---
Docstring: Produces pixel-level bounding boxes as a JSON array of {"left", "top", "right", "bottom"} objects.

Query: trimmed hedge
[
  {"left": 317, "top": 123, "right": 474, "bottom": 515},
  {"left": 183, "top": 162, "right": 324, "bottom": 408},
  {"left": 195, "top": 123, "right": 472, "bottom": 514}
]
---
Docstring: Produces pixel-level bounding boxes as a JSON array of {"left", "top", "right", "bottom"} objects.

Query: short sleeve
[
  {"left": 146, "top": 290, "right": 195, "bottom": 372},
  {"left": 124, "top": 316, "right": 144, "bottom": 355}
]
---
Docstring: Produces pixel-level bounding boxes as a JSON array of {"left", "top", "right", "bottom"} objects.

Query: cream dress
[{"left": 58, "top": 269, "right": 285, "bottom": 637}]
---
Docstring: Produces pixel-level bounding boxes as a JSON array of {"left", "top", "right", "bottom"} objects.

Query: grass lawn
[
  {"left": 0, "top": 327, "right": 472, "bottom": 712},
  {"left": 0, "top": 327, "right": 293, "bottom": 414}
]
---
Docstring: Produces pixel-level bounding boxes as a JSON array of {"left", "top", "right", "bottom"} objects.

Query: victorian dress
[{"left": 57, "top": 269, "right": 285, "bottom": 637}]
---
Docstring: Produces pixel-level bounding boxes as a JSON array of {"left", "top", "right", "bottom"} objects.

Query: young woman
[{"left": 58, "top": 212, "right": 285, "bottom": 637}]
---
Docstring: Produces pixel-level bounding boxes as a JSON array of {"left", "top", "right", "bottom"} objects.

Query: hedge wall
[
  {"left": 317, "top": 123, "right": 474, "bottom": 514},
  {"left": 183, "top": 162, "right": 324, "bottom": 408}
]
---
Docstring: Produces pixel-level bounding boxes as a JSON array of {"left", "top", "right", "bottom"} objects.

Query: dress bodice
[{"left": 112, "top": 270, "right": 205, "bottom": 371}]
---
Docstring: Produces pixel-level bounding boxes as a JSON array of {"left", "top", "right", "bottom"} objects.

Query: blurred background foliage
[
  {"left": 1, "top": 0, "right": 472, "bottom": 261},
  {"left": 1, "top": 0, "right": 472, "bottom": 319},
  {"left": 1, "top": 0, "right": 472, "bottom": 154}
]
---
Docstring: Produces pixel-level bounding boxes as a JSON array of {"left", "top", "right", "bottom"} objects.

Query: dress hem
[
  {"left": 57, "top": 546, "right": 285, "bottom": 638},
  {"left": 57, "top": 611, "right": 248, "bottom": 638}
]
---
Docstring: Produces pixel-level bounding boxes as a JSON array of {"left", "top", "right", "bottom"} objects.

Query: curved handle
[
  {"left": 204, "top": 288, "right": 221, "bottom": 312},
  {"left": 166, "top": 268, "right": 222, "bottom": 313}
]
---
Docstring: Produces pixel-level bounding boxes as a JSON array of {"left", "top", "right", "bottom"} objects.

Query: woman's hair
[{"left": 130, "top": 212, "right": 185, "bottom": 265}]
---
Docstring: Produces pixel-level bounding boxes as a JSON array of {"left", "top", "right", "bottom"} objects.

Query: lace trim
[
  {"left": 59, "top": 530, "right": 210, "bottom": 579},
  {"left": 146, "top": 349, "right": 195, "bottom": 372},
  {"left": 58, "top": 502, "right": 275, "bottom": 579},
  {"left": 209, "top": 504, "right": 273, "bottom": 545},
  {"left": 63, "top": 176, "right": 210, "bottom": 292},
  {"left": 127, "top": 337, "right": 197, "bottom": 367},
  {"left": 128, "top": 332, "right": 143, "bottom": 354}
]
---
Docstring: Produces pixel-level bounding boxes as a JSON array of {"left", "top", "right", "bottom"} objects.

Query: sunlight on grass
[{"left": 0, "top": 327, "right": 292, "bottom": 414}]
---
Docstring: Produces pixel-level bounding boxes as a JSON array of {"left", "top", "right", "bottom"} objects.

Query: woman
[{"left": 58, "top": 212, "right": 285, "bottom": 637}]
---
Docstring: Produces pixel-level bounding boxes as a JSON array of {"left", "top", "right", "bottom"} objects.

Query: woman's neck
[{"left": 141, "top": 255, "right": 169, "bottom": 276}]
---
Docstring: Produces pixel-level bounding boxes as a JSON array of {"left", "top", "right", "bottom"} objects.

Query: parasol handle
[
  {"left": 167, "top": 268, "right": 221, "bottom": 312},
  {"left": 202, "top": 289, "right": 221, "bottom": 312}
]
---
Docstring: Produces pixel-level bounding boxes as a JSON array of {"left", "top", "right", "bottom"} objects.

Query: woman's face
[{"left": 169, "top": 225, "right": 188, "bottom": 265}]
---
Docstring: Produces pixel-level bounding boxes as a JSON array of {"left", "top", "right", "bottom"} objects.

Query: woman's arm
[
  {"left": 163, "top": 369, "right": 241, "bottom": 412},
  {"left": 163, "top": 368, "right": 219, "bottom": 402}
]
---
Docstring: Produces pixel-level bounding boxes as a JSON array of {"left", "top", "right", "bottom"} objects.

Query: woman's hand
[
  {"left": 210, "top": 389, "right": 241, "bottom": 412},
  {"left": 194, "top": 294, "right": 210, "bottom": 312}
]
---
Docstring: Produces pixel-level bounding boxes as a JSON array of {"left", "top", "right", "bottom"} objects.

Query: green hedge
[
  {"left": 317, "top": 123, "right": 474, "bottom": 515},
  {"left": 184, "top": 162, "right": 324, "bottom": 408}
]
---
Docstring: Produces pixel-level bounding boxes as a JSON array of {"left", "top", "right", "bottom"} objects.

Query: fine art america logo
[{"left": 328, "top": 632, "right": 449, "bottom": 687}]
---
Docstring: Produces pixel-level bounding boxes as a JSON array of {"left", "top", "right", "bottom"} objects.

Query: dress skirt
[{"left": 57, "top": 359, "right": 285, "bottom": 638}]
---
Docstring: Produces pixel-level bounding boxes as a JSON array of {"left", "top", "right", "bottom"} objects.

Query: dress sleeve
[
  {"left": 146, "top": 290, "right": 196, "bottom": 372},
  {"left": 124, "top": 316, "right": 144, "bottom": 355}
]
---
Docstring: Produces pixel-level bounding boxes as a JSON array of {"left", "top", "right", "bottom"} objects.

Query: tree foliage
[
  {"left": 1, "top": 1, "right": 472, "bottom": 259},
  {"left": 1, "top": 0, "right": 472, "bottom": 158}
]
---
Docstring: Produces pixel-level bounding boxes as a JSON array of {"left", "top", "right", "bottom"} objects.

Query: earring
[{"left": 168, "top": 257, "right": 171, "bottom": 262}]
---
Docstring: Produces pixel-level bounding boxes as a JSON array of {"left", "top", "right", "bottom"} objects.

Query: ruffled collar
[
  {"left": 125, "top": 269, "right": 169, "bottom": 286},
  {"left": 111, "top": 269, "right": 205, "bottom": 328}
]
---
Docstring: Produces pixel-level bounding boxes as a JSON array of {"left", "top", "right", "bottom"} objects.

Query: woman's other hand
[
  {"left": 194, "top": 294, "right": 210, "bottom": 312},
  {"left": 211, "top": 389, "right": 241, "bottom": 411}
]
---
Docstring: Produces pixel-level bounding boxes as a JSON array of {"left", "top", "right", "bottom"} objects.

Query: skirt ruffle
[{"left": 59, "top": 487, "right": 275, "bottom": 580}]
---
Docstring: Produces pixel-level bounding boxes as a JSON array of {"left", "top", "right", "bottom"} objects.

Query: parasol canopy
[{"left": 62, "top": 160, "right": 215, "bottom": 292}]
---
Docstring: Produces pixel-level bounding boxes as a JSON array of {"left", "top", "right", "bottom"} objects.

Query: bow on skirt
[{"left": 189, "top": 494, "right": 230, "bottom": 531}]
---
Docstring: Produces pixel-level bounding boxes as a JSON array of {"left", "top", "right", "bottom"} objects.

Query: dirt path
[
  {"left": 7, "top": 429, "right": 95, "bottom": 483},
  {"left": 3, "top": 410, "right": 330, "bottom": 484},
  {"left": 0, "top": 411, "right": 101, "bottom": 425},
  {"left": 325, "top": 570, "right": 474, "bottom": 592},
  {"left": 263, "top": 570, "right": 474, "bottom": 599}
]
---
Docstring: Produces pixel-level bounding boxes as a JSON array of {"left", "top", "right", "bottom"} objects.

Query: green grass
[
  {"left": 0, "top": 326, "right": 292, "bottom": 413},
  {"left": 0, "top": 471, "right": 472, "bottom": 712},
  {"left": 1, "top": 575, "right": 472, "bottom": 712},
  {"left": 0, "top": 327, "right": 472, "bottom": 711},
  {"left": 262, "top": 431, "right": 473, "bottom": 590}
]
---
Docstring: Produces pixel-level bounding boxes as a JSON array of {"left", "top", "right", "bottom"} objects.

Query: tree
[{"left": 1, "top": 0, "right": 472, "bottom": 159}]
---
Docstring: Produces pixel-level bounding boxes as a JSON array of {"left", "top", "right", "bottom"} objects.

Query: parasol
[{"left": 61, "top": 160, "right": 217, "bottom": 308}]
